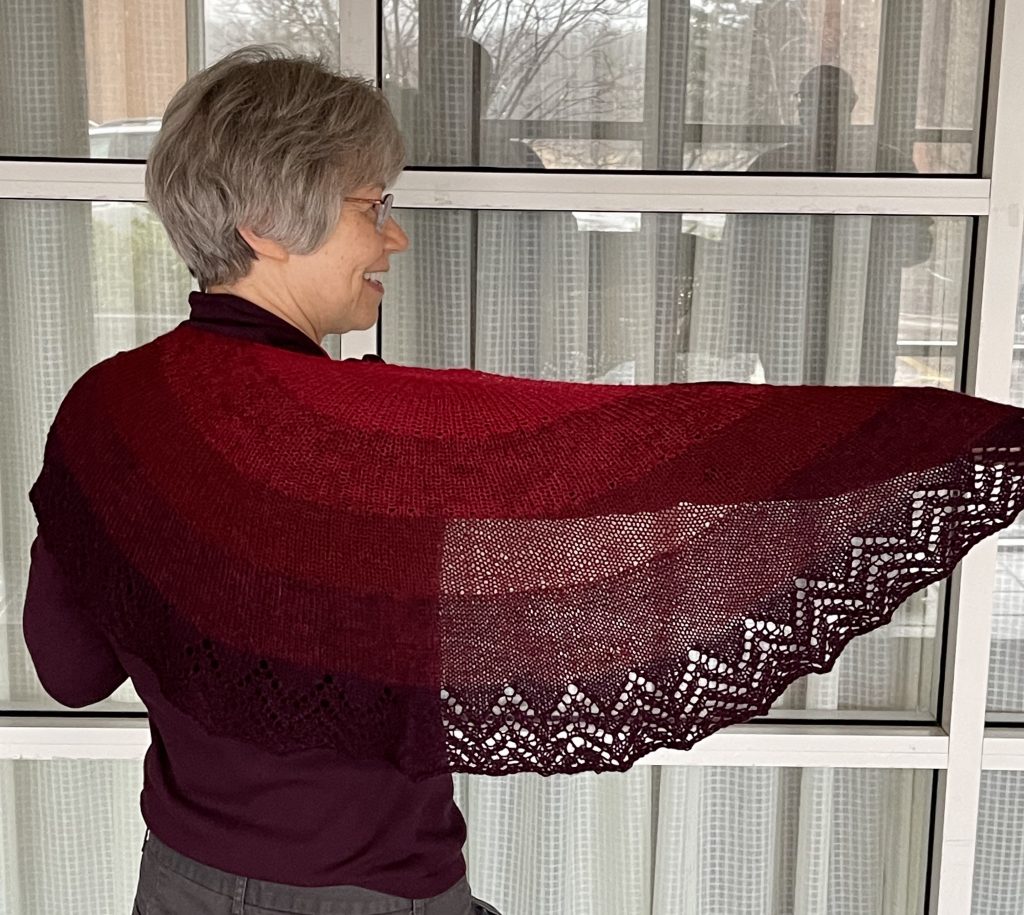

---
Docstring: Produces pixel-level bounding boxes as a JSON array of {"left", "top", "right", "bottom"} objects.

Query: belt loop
[{"left": 231, "top": 875, "right": 248, "bottom": 915}]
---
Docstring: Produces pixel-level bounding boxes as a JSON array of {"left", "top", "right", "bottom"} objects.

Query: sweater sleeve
[{"left": 22, "top": 533, "right": 128, "bottom": 708}]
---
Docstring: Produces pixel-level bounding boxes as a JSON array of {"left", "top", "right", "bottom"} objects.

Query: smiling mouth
[{"left": 363, "top": 271, "right": 385, "bottom": 293}]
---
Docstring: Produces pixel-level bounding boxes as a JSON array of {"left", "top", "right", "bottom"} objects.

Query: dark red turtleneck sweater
[{"left": 23, "top": 292, "right": 468, "bottom": 896}]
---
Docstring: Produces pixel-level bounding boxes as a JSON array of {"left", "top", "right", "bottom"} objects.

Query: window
[
  {"left": 988, "top": 245, "right": 1024, "bottom": 720},
  {"left": 384, "top": 0, "right": 988, "bottom": 173},
  {"left": 2, "top": 2, "right": 1023, "bottom": 913},
  {"left": 973, "top": 770, "right": 1024, "bottom": 914}
]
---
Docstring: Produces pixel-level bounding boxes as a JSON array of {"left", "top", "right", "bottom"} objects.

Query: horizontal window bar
[
  {"left": 640, "top": 725, "right": 950, "bottom": 768},
  {"left": 0, "top": 719, "right": 150, "bottom": 760},
  {"left": 0, "top": 161, "right": 990, "bottom": 215},
  {"left": 985, "top": 714, "right": 1024, "bottom": 726},
  {"left": 483, "top": 118, "right": 975, "bottom": 146},
  {"left": 5, "top": 721, "right": 1018, "bottom": 768},
  {"left": 0, "top": 718, "right": 949, "bottom": 767},
  {"left": 0, "top": 160, "right": 147, "bottom": 201},
  {"left": 395, "top": 172, "right": 990, "bottom": 215},
  {"left": 980, "top": 730, "right": 1024, "bottom": 769},
  {"left": 897, "top": 340, "right": 958, "bottom": 349}
]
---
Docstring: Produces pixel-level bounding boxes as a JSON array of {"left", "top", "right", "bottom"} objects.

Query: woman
[
  {"left": 25, "top": 47, "right": 499, "bottom": 915},
  {"left": 24, "top": 46, "right": 1024, "bottom": 915}
]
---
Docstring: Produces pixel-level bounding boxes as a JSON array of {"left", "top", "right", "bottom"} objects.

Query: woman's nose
[{"left": 384, "top": 216, "right": 410, "bottom": 252}]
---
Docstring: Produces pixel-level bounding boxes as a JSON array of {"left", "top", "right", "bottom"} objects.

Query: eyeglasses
[{"left": 343, "top": 193, "right": 394, "bottom": 232}]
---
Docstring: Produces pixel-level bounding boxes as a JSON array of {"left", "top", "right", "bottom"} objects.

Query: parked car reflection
[{"left": 89, "top": 118, "right": 161, "bottom": 159}]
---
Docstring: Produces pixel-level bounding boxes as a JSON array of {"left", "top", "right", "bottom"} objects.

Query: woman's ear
[{"left": 237, "top": 227, "right": 290, "bottom": 263}]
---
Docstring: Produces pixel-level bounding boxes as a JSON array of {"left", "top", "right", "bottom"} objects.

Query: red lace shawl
[{"left": 30, "top": 324, "right": 1024, "bottom": 780}]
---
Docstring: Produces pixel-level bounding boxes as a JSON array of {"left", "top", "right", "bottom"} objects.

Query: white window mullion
[
  {"left": 639, "top": 725, "right": 950, "bottom": 769},
  {"left": 0, "top": 719, "right": 150, "bottom": 759},
  {"left": 394, "top": 172, "right": 989, "bottom": 215},
  {"left": 0, "top": 718, "right": 948, "bottom": 768},
  {"left": 0, "top": 162, "right": 991, "bottom": 216},
  {"left": 7, "top": 718, "right": 1024, "bottom": 766},
  {"left": 933, "top": 545, "right": 1003, "bottom": 914},
  {"left": 338, "top": 0, "right": 381, "bottom": 358},
  {"left": 339, "top": 0, "right": 379, "bottom": 83},
  {"left": 0, "top": 160, "right": 147, "bottom": 200},
  {"left": 931, "top": 1, "right": 1024, "bottom": 912}
]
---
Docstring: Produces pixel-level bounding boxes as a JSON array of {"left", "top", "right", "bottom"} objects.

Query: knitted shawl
[{"left": 30, "top": 324, "right": 1024, "bottom": 780}]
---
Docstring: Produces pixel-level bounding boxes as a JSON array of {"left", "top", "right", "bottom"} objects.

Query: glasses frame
[{"left": 343, "top": 193, "right": 394, "bottom": 232}]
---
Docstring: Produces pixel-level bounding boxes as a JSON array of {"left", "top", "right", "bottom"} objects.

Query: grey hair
[{"left": 145, "top": 46, "right": 406, "bottom": 289}]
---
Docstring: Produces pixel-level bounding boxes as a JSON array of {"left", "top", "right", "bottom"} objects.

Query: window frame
[{"left": 2, "top": 2, "right": 1024, "bottom": 913}]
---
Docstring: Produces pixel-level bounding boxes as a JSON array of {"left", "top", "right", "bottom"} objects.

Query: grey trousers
[{"left": 132, "top": 832, "right": 503, "bottom": 915}]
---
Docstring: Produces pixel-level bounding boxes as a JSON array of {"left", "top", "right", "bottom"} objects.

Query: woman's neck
[{"left": 207, "top": 277, "right": 322, "bottom": 344}]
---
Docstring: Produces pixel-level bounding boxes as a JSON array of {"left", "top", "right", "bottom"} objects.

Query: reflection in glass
[
  {"left": 82, "top": 3, "right": 186, "bottom": 147},
  {"left": 748, "top": 65, "right": 921, "bottom": 174},
  {"left": 383, "top": 209, "right": 970, "bottom": 714},
  {"left": 203, "top": 0, "right": 342, "bottom": 67},
  {"left": 1, "top": 1, "right": 988, "bottom": 170},
  {"left": 0, "top": 0, "right": 345, "bottom": 160},
  {"left": 384, "top": 0, "right": 988, "bottom": 173}
]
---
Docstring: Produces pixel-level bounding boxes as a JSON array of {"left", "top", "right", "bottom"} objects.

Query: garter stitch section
[{"left": 30, "top": 324, "right": 1024, "bottom": 779}]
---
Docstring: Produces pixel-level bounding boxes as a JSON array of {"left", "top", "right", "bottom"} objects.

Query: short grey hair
[{"left": 145, "top": 46, "right": 406, "bottom": 289}]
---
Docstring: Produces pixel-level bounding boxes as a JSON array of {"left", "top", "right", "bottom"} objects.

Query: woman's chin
[{"left": 339, "top": 309, "right": 380, "bottom": 335}]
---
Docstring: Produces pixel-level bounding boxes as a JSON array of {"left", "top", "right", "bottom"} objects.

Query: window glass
[
  {"left": 381, "top": 209, "right": 972, "bottom": 715},
  {"left": 384, "top": 0, "right": 989, "bottom": 173},
  {"left": 0, "top": 198, "right": 336, "bottom": 713},
  {"left": 0, "top": 761, "right": 931, "bottom": 915},
  {"left": 987, "top": 249, "right": 1024, "bottom": 718},
  {"left": 203, "top": 0, "right": 341, "bottom": 64},
  {"left": 973, "top": 770, "right": 1024, "bottom": 914},
  {"left": 383, "top": 209, "right": 964, "bottom": 386},
  {"left": 1, "top": 200, "right": 190, "bottom": 712},
  {"left": 0, "top": 1, "right": 989, "bottom": 171},
  {"left": 1, "top": 202, "right": 967, "bottom": 718},
  {"left": 0, "top": 0, "right": 342, "bottom": 160},
  {"left": 642, "top": 767, "right": 931, "bottom": 915},
  {"left": 460, "top": 767, "right": 936, "bottom": 914},
  {"left": 0, "top": 760, "right": 144, "bottom": 915}
]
